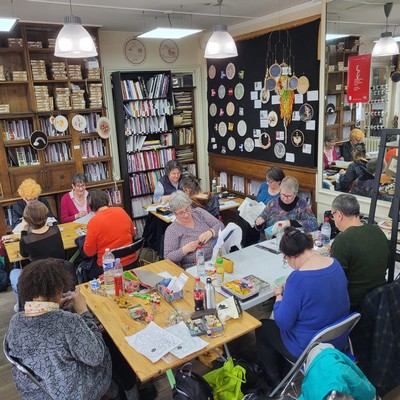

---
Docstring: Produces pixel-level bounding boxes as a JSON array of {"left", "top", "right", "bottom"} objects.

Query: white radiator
[{"left": 364, "top": 137, "right": 380, "bottom": 153}]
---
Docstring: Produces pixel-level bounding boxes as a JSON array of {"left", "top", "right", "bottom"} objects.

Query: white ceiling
[
  {"left": 1, "top": 0, "right": 399, "bottom": 41},
  {"left": 1, "top": 0, "right": 314, "bottom": 33},
  {"left": 327, "top": 0, "right": 400, "bottom": 40}
]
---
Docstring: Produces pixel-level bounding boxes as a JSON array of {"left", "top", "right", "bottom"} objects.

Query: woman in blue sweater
[{"left": 255, "top": 227, "right": 350, "bottom": 387}]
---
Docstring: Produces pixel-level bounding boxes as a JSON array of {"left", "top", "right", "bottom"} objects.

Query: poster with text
[{"left": 347, "top": 54, "right": 371, "bottom": 103}]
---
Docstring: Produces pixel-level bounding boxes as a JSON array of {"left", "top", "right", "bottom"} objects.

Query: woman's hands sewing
[
  {"left": 255, "top": 216, "right": 265, "bottom": 226},
  {"left": 182, "top": 240, "right": 199, "bottom": 255},
  {"left": 198, "top": 229, "right": 214, "bottom": 245}
]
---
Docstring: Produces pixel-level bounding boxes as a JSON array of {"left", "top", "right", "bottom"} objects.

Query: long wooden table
[
  {"left": 3, "top": 222, "right": 86, "bottom": 263},
  {"left": 79, "top": 259, "right": 261, "bottom": 383}
]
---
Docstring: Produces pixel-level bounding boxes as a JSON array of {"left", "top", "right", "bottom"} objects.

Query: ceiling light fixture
[
  {"left": 326, "top": 34, "right": 350, "bottom": 41},
  {"left": 138, "top": 12, "right": 202, "bottom": 39},
  {"left": 0, "top": 1, "right": 18, "bottom": 32},
  {"left": 372, "top": 2, "right": 399, "bottom": 57},
  {"left": 54, "top": 0, "right": 97, "bottom": 58},
  {"left": 138, "top": 27, "right": 202, "bottom": 39},
  {"left": 204, "top": 0, "right": 238, "bottom": 59}
]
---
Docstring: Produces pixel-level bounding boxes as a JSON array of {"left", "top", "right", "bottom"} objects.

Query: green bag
[{"left": 203, "top": 357, "right": 246, "bottom": 400}]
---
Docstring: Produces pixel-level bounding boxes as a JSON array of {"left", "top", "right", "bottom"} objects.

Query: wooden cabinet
[
  {"left": 0, "top": 22, "right": 116, "bottom": 234},
  {"left": 172, "top": 86, "right": 197, "bottom": 176},
  {"left": 325, "top": 37, "right": 360, "bottom": 141}
]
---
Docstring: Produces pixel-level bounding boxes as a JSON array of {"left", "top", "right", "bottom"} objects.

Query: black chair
[
  {"left": 3, "top": 334, "right": 54, "bottom": 399},
  {"left": 110, "top": 237, "right": 145, "bottom": 268}
]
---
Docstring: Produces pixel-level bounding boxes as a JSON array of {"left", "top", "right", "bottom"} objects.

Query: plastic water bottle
[
  {"left": 102, "top": 248, "right": 115, "bottom": 295},
  {"left": 275, "top": 222, "right": 284, "bottom": 245},
  {"left": 194, "top": 277, "right": 204, "bottom": 311},
  {"left": 205, "top": 277, "right": 216, "bottom": 309},
  {"left": 321, "top": 217, "right": 332, "bottom": 245},
  {"left": 114, "top": 258, "right": 124, "bottom": 297},
  {"left": 212, "top": 177, "right": 217, "bottom": 194},
  {"left": 196, "top": 245, "right": 206, "bottom": 278}
]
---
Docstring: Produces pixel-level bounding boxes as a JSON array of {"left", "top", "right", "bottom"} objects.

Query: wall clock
[
  {"left": 124, "top": 38, "right": 146, "bottom": 65},
  {"left": 160, "top": 39, "right": 179, "bottom": 63}
]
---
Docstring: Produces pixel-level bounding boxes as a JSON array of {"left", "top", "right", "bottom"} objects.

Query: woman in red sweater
[
  {"left": 83, "top": 189, "right": 136, "bottom": 278},
  {"left": 60, "top": 173, "right": 90, "bottom": 223}
]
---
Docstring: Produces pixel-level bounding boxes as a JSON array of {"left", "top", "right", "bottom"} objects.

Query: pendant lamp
[
  {"left": 372, "top": 2, "right": 399, "bottom": 57},
  {"left": 204, "top": 0, "right": 238, "bottom": 59},
  {"left": 54, "top": 0, "right": 97, "bottom": 58}
]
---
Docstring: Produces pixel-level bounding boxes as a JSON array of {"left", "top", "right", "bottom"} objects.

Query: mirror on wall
[{"left": 322, "top": 0, "right": 400, "bottom": 200}]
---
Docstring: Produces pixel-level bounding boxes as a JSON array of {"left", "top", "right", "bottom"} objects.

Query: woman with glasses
[
  {"left": 342, "top": 128, "right": 365, "bottom": 161},
  {"left": 323, "top": 132, "right": 343, "bottom": 170},
  {"left": 163, "top": 191, "right": 224, "bottom": 270},
  {"left": 60, "top": 173, "right": 91, "bottom": 223},
  {"left": 255, "top": 227, "right": 350, "bottom": 387},
  {"left": 256, "top": 166, "right": 285, "bottom": 205},
  {"left": 255, "top": 176, "right": 317, "bottom": 235},
  {"left": 153, "top": 160, "right": 183, "bottom": 204}
]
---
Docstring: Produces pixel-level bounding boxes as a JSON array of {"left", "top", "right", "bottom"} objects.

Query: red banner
[{"left": 346, "top": 54, "right": 371, "bottom": 103}]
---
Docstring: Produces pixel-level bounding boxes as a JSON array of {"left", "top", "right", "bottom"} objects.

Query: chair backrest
[
  {"left": 110, "top": 237, "right": 145, "bottom": 260},
  {"left": 309, "top": 312, "right": 361, "bottom": 348},
  {"left": 3, "top": 335, "right": 53, "bottom": 399}
]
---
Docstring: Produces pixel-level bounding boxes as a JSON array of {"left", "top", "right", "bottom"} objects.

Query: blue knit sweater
[{"left": 274, "top": 258, "right": 350, "bottom": 357}]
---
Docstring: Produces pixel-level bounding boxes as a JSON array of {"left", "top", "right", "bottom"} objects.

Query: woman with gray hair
[
  {"left": 153, "top": 160, "right": 183, "bottom": 203},
  {"left": 255, "top": 176, "right": 318, "bottom": 234},
  {"left": 163, "top": 191, "right": 224, "bottom": 269},
  {"left": 60, "top": 173, "right": 90, "bottom": 223}
]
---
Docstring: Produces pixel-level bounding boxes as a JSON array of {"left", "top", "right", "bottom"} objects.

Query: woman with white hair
[
  {"left": 255, "top": 176, "right": 318, "bottom": 234},
  {"left": 163, "top": 191, "right": 224, "bottom": 269}
]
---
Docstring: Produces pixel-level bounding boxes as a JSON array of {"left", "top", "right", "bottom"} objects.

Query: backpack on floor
[{"left": 172, "top": 363, "right": 214, "bottom": 400}]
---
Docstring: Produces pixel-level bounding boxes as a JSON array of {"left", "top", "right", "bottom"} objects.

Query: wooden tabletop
[
  {"left": 79, "top": 259, "right": 261, "bottom": 383},
  {"left": 3, "top": 222, "right": 87, "bottom": 263}
]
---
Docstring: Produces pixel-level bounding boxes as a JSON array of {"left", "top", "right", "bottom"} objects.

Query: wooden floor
[{"left": 2, "top": 286, "right": 400, "bottom": 400}]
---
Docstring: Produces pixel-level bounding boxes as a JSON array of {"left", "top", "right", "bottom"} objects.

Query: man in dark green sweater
[{"left": 330, "top": 194, "right": 389, "bottom": 310}]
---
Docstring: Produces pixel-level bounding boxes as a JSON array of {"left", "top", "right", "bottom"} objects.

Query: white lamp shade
[
  {"left": 204, "top": 24, "right": 238, "bottom": 59},
  {"left": 372, "top": 32, "right": 399, "bottom": 57},
  {"left": 55, "top": 15, "right": 98, "bottom": 58}
]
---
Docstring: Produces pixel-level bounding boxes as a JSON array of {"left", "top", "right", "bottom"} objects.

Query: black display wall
[{"left": 207, "top": 19, "right": 320, "bottom": 168}]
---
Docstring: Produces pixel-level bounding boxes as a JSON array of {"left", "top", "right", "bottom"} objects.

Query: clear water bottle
[
  {"left": 194, "top": 277, "right": 204, "bottom": 311},
  {"left": 114, "top": 258, "right": 124, "bottom": 297},
  {"left": 196, "top": 245, "right": 206, "bottom": 278},
  {"left": 275, "top": 222, "right": 284, "bottom": 245},
  {"left": 321, "top": 217, "right": 332, "bottom": 245},
  {"left": 205, "top": 277, "right": 216, "bottom": 309},
  {"left": 212, "top": 178, "right": 217, "bottom": 194},
  {"left": 102, "top": 248, "right": 115, "bottom": 295}
]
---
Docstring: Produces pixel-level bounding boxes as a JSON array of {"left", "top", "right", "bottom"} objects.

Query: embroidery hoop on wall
[{"left": 259, "top": 132, "right": 272, "bottom": 149}]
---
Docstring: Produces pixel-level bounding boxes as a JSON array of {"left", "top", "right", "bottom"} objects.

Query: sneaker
[{"left": 14, "top": 303, "right": 19, "bottom": 313}]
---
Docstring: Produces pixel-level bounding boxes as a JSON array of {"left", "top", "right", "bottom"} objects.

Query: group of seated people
[
  {"left": 5, "top": 157, "right": 391, "bottom": 399},
  {"left": 323, "top": 128, "right": 394, "bottom": 199}
]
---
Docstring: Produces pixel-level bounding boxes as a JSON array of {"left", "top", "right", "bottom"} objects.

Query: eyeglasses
[
  {"left": 280, "top": 192, "right": 295, "bottom": 200},
  {"left": 330, "top": 210, "right": 338, "bottom": 220},
  {"left": 74, "top": 183, "right": 86, "bottom": 189},
  {"left": 175, "top": 206, "right": 192, "bottom": 217}
]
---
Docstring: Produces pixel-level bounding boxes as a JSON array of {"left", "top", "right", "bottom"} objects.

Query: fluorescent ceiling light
[
  {"left": 326, "top": 34, "right": 350, "bottom": 41},
  {"left": 138, "top": 27, "right": 202, "bottom": 39},
  {"left": 0, "top": 18, "right": 18, "bottom": 32},
  {"left": 374, "top": 36, "right": 400, "bottom": 43}
]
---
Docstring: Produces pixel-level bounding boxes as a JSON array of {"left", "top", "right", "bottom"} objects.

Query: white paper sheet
[
  {"left": 294, "top": 94, "right": 303, "bottom": 104},
  {"left": 73, "top": 212, "right": 94, "bottom": 224},
  {"left": 237, "top": 197, "right": 265, "bottom": 227},
  {"left": 250, "top": 91, "right": 258, "bottom": 100},
  {"left": 165, "top": 322, "right": 208, "bottom": 359},
  {"left": 125, "top": 322, "right": 182, "bottom": 363},
  {"left": 219, "top": 200, "right": 240, "bottom": 211},
  {"left": 307, "top": 90, "right": 318, "bottom": 101}
]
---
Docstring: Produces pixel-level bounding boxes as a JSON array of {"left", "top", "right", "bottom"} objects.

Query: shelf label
[{"left": 73, "top": 145, "right": 80, "bottom": 150}]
